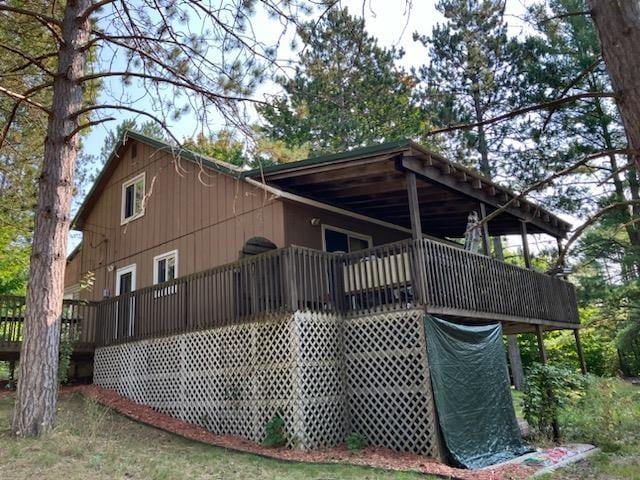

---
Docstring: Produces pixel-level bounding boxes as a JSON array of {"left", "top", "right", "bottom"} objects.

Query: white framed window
[
  {"left": 153, "top": 250, "right": 178, "bottom": 284},
  {"left": 153, "top": 250, "right": 178, "bottom": 297},
  {"left": 321, "top": 225, "right": 372, "bottom": 253},
  {"left": 121, "top": 172, "right": 145, "bottom": 224}
]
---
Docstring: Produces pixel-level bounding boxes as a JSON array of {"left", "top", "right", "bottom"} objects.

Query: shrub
[
  {"left": 522, "top": 364, "right": 585, "bottom": 440},
  {"left": 262, "top": 411, "right": 287, "bottom": 448},
  {"left": 58, "top": 331, "right": 78, "bottom": 385},
  {"left": 560, "top": 377, "right": 640, "bottom": 452},
  {"left": 346, "top": 432, "right": 367, "bottom": 451}
]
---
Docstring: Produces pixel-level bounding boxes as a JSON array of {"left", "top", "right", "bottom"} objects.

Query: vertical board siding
[{"left": 66, "top": 139, "right": 286, "bottom": 301}]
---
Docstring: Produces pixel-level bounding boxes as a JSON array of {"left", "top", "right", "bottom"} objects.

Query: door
[{"left": 116, "top": 265, "right": 136, "bottom": 339}]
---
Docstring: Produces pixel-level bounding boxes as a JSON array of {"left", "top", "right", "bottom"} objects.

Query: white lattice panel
[
  {"left": 344, "top": 309, "right": 442, "bottom": 459},
  {"left": 94, "top": 308, "right": 441, "bottom": 459}
]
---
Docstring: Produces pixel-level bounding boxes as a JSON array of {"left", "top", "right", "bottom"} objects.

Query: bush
[
  {"left": 346, "top": 432, "right": 367, "bottom": 451},
  {"left": 262, "top": 411, "right": 287, "bottom": 448},
  {"left": 560, "top": 377, "right": 640, "bottom": 452},
  {"left": 522, "top": 364, "right": 586, "bottom": 440},
  {"left": 58, "top": 331, "right": 78, "bottom": 385}
]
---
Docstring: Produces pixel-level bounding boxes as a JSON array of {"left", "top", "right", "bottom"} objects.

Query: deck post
[
  {"left": 520, "top": 221, "right": 532, "bottom": 269},
  {"left": 574, "top": 329, "right": 588, "bottom": 375},
  {"left": 8, "top": 360, "right": 15, "bottom": 389},
  {"left": 479, "top": 202, "right": 491, "bottom": 256},
  {"left": 406, "top": 171, "right": 426, "bottom": 303},
  {"left": 535, "top": 324, "right": 547, "bottom": 364},
  {"left": 406, "top": 171, "right": 422, "bottom": 240}
]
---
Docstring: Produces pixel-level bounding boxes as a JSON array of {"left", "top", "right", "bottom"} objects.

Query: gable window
[
  {"left": 322, "top": 225, "right": 372, "bottom": 253},
  {"left": 121, "top": 172, "right": 145, "bottom": 224},
  {"left": 153, "top": 250, "right": 178, "bottom": 284}
]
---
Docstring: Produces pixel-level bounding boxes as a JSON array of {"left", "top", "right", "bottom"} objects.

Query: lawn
[{"left": 0, "top": 394, "right": 430, "bottom": 480}]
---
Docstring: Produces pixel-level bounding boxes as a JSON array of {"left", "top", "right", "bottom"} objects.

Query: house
[{"left": 59, "top": 130, "right": 583, "bottom": 464}]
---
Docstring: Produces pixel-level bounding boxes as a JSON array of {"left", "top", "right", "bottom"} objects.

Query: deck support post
[
  {"left": 520, "top": 221, "right": 532, "bottom": 269},
  {"left": 535, "top": 324, "right": 547, "bottom": 364},
  {"left": 574, "top": 329, "right": 588, "bottom": 375},
  {"left": 406, "top": 171, "right": 425, "bottom": 303},
  {"left": 406, "top": 171, "right": 422, "bottom": 240},
  {"left": 8, "top": 360, "right": 15, "bottom": 389},
  {"left": 479, "top": 202, "right": 491, "bottom": 256},
  {"left": 507, "top": 335, "right": 525, "bottom": 390}
]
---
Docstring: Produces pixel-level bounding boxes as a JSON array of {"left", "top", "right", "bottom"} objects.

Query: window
[
  {"left": 121, "top": 172, "right": 145, "bottom": 224},
  {"left": 322, "top": 225, "right": 372, "bottom": 253},
  {"left": 153, "top": 250, "right": 178, "bottom": 297},
  {"left": 153, "top": 250, "right": 178, "bottom": 284}
]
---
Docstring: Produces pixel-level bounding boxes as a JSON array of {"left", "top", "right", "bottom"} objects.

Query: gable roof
[
  {"left": 72, "top": 130, "right": 244, "bottom": 229},
  {"left": 244, "top": 141, "right": 572, "bottom": 238},
  {"left": 72, "top": 131, "right": 571, "bottom": 237}
]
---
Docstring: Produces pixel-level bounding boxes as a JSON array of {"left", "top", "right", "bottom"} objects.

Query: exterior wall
[
  {"left": 64, "top": 251, "right": 82, "bottom": 291},
  {"left": 66, "top": 139, "right": 285, "bottom": 301},
  {"left": 282, "top": 200, "right": 409, "bottom": 250},
  {"left": 93, "top": 307, "right": 442, "bottom": 459}
]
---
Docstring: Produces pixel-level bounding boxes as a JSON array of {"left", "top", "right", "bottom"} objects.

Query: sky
[{"left": 74, "top": 0, "right": 559, "bottom": 256}]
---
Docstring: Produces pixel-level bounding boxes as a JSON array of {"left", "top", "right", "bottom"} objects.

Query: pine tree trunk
[
  {"left": 12, "top": 0, "right": 90, "bottom": 437},
  {"left": 589, "top": 0, "right": 640, "bottom": 172}
]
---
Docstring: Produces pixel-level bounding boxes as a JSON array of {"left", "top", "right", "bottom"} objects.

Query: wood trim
[
  {"left": 243, "top": 177, "right": 461, "bottom": 248},
  {"left": 400, "top": 155, "right": 567, "bottom": 238}
]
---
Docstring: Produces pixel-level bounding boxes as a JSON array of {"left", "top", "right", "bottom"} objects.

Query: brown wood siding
[
  {"left": 72, "top": 139, "right": 285, "bottom": 301},
  {"left": 64, "top": 250, "right": 82, "bottom": 288},
  {"left": 282, "top": 200, "right": 409, "bottom": 251}
]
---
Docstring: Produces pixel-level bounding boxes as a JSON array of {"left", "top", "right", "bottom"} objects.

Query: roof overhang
[{"left": 247, "top": 141, "right": 571, "bottom": 239}]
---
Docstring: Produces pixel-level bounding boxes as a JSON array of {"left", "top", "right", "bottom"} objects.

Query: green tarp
[{"left": 424, "top": 316, "right": 530, "bottom": 469}]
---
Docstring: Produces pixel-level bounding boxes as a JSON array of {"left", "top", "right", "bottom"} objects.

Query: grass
[
  {"left": 515, "top": 377, "right": 640, "bottom": 480},
  {"left": 0, "top": 395, "right": 433, "bottom": 480}
]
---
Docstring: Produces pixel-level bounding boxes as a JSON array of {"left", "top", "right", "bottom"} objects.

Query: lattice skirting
[{"left": 94, "top": 308, "right": 441, "bottom": 459}]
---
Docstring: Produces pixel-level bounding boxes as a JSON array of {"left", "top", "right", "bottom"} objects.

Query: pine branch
[{"left": 427, "top": 92, "right": 616, "bottom": 136}]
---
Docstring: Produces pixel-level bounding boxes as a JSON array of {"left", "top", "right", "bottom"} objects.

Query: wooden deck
[
  {"left": 94, "top": 239, "right": 578, "bottom": 347},
  {"left": 0, "top": 297, "right": 97, "bottom": 361},
  {"left": 1, "top": 238, "right": 579, "bottom": 353}
]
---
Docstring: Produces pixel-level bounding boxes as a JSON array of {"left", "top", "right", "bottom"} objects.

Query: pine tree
[
  {"left": 259, "top": 7, "right": 426, "bottom": 155},
  {"left": 414, "top": 0, "right": 521, "bottom": 176}
]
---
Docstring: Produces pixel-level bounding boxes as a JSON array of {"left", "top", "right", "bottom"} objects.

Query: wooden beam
[
  {"left": 574, "top": 329, "right": 588, "bottom": 374},
  {"left": 521, "top": 221, "right": 532, "bottom": 269},
  {"left": 535, "top": 324, "right": 548, "bottom": 364},
  {"left": 400, "top": 155, "right": 567, "bottom": 237},
  {"left": 406, "top": 171, "right": 422, "bottom": 240},
  {"left": 479, "top": 203, "right": 491, "bottom": 256}
]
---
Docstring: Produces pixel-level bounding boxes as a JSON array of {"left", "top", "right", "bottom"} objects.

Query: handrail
[
  {"left": 13, "top": 238, "right": 577, "bottom": 349},
  {"left": 0, "top": 297, "right": 98, "bottom": 347}
]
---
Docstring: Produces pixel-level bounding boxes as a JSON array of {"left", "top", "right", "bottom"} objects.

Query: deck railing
[
  {"left": 95, "top": 246, "right": 343, "bottom": 346},
  {"left": 94, "top": 240, "right": 579, "bottom": 347},
  {"left": 0, "top": 296, "right": 97, "bottom": 350},
  {"left": 341, "top": 239, "right": 579, "bottom": 324}
]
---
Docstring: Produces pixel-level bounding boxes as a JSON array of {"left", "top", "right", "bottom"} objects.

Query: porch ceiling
[{"left": 252, "top": 143, "right": 571, "bottom": 239}]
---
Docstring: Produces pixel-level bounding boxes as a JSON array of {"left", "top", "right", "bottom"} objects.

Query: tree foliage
[
  {"left": 259, "top": 7, "right": 426, "bottom": 156},
  {"left": 414, "top": 0, "right": 522, "bottom": 175}
]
